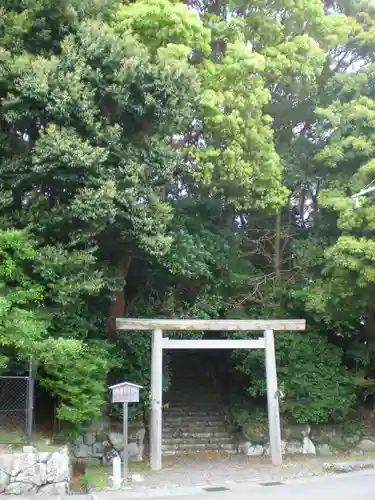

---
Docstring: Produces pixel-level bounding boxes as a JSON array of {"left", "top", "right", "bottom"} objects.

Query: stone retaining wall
[
  {"left": 238, "top": 423, "right": 375, "bottom": 457},
  {"left": 71, "top": 423, "right": 146, "bottom": 465},
  {"left": 0, "top": 446, "right": 69, "bottom": 495}
]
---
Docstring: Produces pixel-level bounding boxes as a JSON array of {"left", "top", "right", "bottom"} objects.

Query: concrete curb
[{"left": 323, "top": 461, "right": 375, "bottom": 474}]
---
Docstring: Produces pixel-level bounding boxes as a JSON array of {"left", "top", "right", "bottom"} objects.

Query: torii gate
[{"left": 116, "top": 318, "right": 306, "bottom": 471}]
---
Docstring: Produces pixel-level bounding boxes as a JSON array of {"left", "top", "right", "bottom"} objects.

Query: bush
[{"left": 233, "top": 332, "right": 355, "bottom": 423}]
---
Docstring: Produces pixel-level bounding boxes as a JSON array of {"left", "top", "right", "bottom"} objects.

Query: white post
[
  {"left": 264, "top": 329, "right": 282, "bottom": 465},
  {"left": 150, "top": 328, "right": 163, "bottom": 471},
  {"left": 112, "top": 456, "right": 122, "bottom": 489}
]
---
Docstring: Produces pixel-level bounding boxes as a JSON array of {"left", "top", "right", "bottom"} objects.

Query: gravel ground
[{"left": 128, "top": 453, "right": 333, "bottom": 490}]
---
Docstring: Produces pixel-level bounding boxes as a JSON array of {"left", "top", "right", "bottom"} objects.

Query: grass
[
  {"left": 0, "top": 428, "right": 59, "bottom": 452},
  {"left": 73, "top": 462, "right": 149, "bottom": 492},
  {"left": 0, "top": 428, "right": 24, "bottom": 444},
  {"left": 84, "top": 466, "right": 111, "bottom": 490}
]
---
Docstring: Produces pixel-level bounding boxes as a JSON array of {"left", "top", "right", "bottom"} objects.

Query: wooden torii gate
[{"left": 116, "top": 318, "right": 306, "bottom": 471}]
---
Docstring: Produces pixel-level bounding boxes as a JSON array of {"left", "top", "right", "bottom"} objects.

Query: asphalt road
[{"left": 143, "top": 470, "right": 375, "bottom": 500}]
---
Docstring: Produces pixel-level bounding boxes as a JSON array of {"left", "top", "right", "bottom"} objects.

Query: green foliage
[
  {"left": 0, "top": 230, "right": 47, "bottom": 366},
  {"left": 37, "top": 339, "right": 113, "bottom": 423},
  {"left": 234, "top": 333, "right": 355, "bottom": 423},
  {"left": 113, "top": 0, "right": 288, "bottom": 211},
  {"left": 2, "top": 0, "right": 375, "bottom": 430},
  {"left": 230, "top": 404, "right": 269, "bottom": 443},
  {"left": 0, "top": 229, "right": 115, "bottom": 424},
  {"left": 113, "top": 0, "right": 212, "bottom": 56}
]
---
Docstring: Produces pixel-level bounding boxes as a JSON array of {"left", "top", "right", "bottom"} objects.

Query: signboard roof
[{"left": 108, "top": 381, "right": 143, "bottom": 390}]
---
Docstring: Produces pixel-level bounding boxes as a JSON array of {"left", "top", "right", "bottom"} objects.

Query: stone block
[
  {"left": 74, "top": 434, "right": 84, "bottom": 446},
  {"left": 264, "top": 442, "right": 288, "bottom": 456},
  {"left": 316, "top": 444, "right": 335, "bottom": 457},
  {"left": 102, "top": 446, "right": 119, "bottom": 465},
  {"left": 87, "top": 457, "right": 102, "bottom": 466},
  {"left": 136, "top": 427, "right": 146, "bottom": 442},
  {"left": 71, "top": 443, "right": 91, "bottom": 459},
  {"left": 285, "top": 440, "right": 302, "bottom": 454},
  {"left": 302, "top": 436, "right": 316, "bottom": 455},
  {"left": 5, "top": 481, "right": 38, "bottom": 495},
  {"left": 323, "top": 461, "right": 375, "bottom": 474},
  {"left": 310, "top": 425, "right": 337, "bottom": 445},
  {"left": 0, "top": 454, "right": 13, "bottom": 475},
  {"left": 356, "top": 439, "right": 375, "bottom": 452},
  {"left": 46, "top": 448, "right": 69, "bottom": 483},
  {"left": 0, "top": 470, "right": 9, "bottom": 493},
  {"left": 9, "top": 451, "right": 38, "bottom": 477},
  {"left": 108, "top": 432, "right": 124, "bottom": 451},
  {"left": 92, "top": 442, "right": 104, "bottom": 458},
  {"left": 127, "top": 442, "right": 142, "bottom": 462},
  {"left": 0, "top": 447, "right": 70, "bottom": 496},
  {"left": 17, "top": 462, "right": 47, "bottom": 486},
  {"left": 131, "top": 473, "right": 144, "bottom": 483},
  {"left": 248, "top": 445, "right": 264, "bottom": 456},
  {"left": 22, "top": 446, "right": 37, "bottom": 454},
  {"left": 37, "top": 481, "right": 69, "bottom": 496},
  {"left": 38, "top": 452, "right": 50, "bottom": 463},
  {"left": 238, "top": 442, "right": 264, "bottom": 456},
  {"left": 237, "top": 441, "right": 249, "bottom": 455},
  {"left": 283, "top": 424, "right": 311, "bottom": 441},
  {"left": 83, "top": 433, "right": 97, "bottom": 447}
]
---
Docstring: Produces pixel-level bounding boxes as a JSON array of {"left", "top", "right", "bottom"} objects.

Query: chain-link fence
[{"left": 0, "top": 372, "right": 34, "bottom": 444}]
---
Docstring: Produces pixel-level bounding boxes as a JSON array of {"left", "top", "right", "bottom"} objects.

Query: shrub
[{"left": 233, "top": 332, "right": 355, "bottom": 423}]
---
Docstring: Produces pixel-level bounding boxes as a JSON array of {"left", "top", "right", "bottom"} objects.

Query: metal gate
[{"left": 0, "top": 369, "right": 34, "bottom": 444}]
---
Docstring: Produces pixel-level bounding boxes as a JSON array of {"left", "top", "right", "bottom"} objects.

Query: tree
[
  {"left": 185, "top": 0, "right": 375, "bottom": 421},
  {"left": 0, "top": 229, "right": 113, "bottom": 423},
  {"left": 2, "top": 0, "right": 375, "bottom": 429},
  {"left": 1, "top": 0, "right": 205, "bottom": 423}
]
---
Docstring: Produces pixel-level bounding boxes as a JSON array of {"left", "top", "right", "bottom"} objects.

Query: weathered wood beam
[
  {"left": 116, "top": 318, "right": 306, "bottom": 331},
  {"left": 161, "top": 339, "right": 265, "bottom": 349},
  {"left": 150, "top": 329, "right": 163, "bottom": 471},
  {"left": 265, "top": 329, "right": 282, "bottom": 465}
]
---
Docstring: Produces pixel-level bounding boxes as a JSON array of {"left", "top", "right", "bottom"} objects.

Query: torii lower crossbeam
[{"left": 116, "top": 318, "right": 306, "bottom": 471}]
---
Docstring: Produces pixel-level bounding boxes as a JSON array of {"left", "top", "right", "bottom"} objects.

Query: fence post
[{"left": 27, "top": 359, "right": 35, "bottom": 444}]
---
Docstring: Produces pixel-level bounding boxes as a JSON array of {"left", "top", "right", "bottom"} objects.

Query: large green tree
[
  {"left": 183, "top": 0, "right": 375, "bottom": 422},
  {"left": 2, "top": 0, "right": 375, "bottom": 429},
  {"left": 0, "top": 0, "right": 202, "bottom": 424}
]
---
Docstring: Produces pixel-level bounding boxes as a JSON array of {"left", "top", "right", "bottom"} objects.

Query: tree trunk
[
  {"left": 274, "top": 209, "right": 281, "bottom": 282},
  {"left": 107, "top": 256, "right": 132, "bottom": 340}
]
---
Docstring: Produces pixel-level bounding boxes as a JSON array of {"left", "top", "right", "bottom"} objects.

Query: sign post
[
  {"left": 123, "top": 402, "right": 128, "bottom": 481},
  {"left": 109, "top": 381, "right": 143, "bottom": 484}
]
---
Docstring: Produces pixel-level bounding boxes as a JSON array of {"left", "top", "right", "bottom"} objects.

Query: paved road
[{"left": 134, "top": 470, "right": 375, "bottom": 500}]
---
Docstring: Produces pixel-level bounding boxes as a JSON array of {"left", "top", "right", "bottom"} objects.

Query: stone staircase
[{"left": 162, "top": 351, "right": 237, "bottom": 456}]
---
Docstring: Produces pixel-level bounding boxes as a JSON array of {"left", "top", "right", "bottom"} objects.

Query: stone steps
[
  {"left": 163, "top": 416, "right": 225, "bottom": 426},
  {"left": 165, "top": 399, "right": 222, "bottom": 405},
  {"left": 163, "top": 430, "right": 230, "bottom": 439},
  {"left": 163, "top": 436, "right": 235, "bottom": 445},
  {"left": 162, "top": 355, "right": 236, "bottom": 456},
  {"left": 163, "top": 424, "right": 226, "bottom": 433},
  {"left": 165, "top": 398, "right": 222, "bottom": 405},
  {"left": 166, "top": 394, "right": 220, "bottom": 401},
  {"left": 162, "top": 442, "right": 237, "bottom": 455},
  {"left": 164, "top": 410, "right": 223, "bottom": 417},
  {"left": 165, "top": 394, "right": 221, "bottom": 400},
  {"left": 165, "top": 404, "right": 222, "bottom": 411},
  {"left": 165, "top": 406, "right": 222, "bottom": 412}
]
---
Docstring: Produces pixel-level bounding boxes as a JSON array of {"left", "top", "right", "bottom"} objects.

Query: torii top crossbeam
[{"left": 116, "top": 318, "right": 306, "bottom": 331}]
